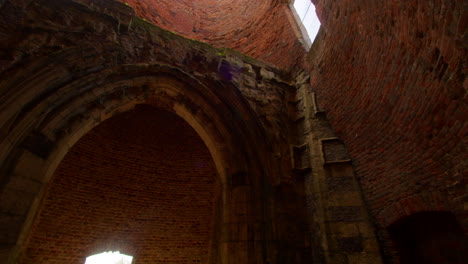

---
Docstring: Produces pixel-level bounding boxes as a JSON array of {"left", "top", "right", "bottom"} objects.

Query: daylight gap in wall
[
  {"left": 292, "top": 0, "right": 321, "bottom": 49},
  {"left": 85, "top": 252, "right": 133, "bottom": 264}
]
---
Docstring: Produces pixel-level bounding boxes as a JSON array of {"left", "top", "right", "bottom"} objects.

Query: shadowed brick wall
[
  {"left": 308, "top": 0, "right": 466, "bottom": 260},
  {"left": 18, "top": 105, "right": 220, "bottom": 264},
  {"left": 0, "top": 0, "right": 465, "bottom": 263}
]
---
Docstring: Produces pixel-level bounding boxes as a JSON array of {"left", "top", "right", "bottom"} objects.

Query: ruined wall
[
  {"left": 309, "top": 0, "right": 466, "bottom": 260},
  {"left": 0, "top": 1, "right": 307, "bottom": 263},
  {"left": 3, "top": 0, "right": 462, "bottom": 263},
  {"left": 20, "top": 105, "right": 219, "bottom": 264},
  {"left": 115, "top": 0, "right": 307, "bottom": 69}
]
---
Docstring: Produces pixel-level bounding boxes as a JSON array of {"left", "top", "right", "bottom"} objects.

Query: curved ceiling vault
[
  {"left": 119, "top": 0, "right": 307, "bottom": 68},
  {"left": 19, "top": 105, "right": 220, "bottom": 264},
  {"left": 123, "top": 0, "right": 271, "bottom": 38}
]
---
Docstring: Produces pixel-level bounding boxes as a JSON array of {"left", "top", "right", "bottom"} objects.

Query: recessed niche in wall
[
  {"left": 388, "top": 211, "right": 467, "bottom": 264},
  {"left": 85, "top": 251, "right": 133, "bottom": 264}
]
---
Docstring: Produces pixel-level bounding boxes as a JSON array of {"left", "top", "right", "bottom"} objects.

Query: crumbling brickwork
[
  {"left": 0, "top": 0, "right": 465, "bottom": 263},
  {"left": 0, "top": 1, "right": 311, "bottom": 263},
  {"left": 116, "top": 0, "right": 307, "bottom": 69}
]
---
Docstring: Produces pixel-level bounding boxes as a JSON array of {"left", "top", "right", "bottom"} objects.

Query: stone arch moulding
[
  {"left": 0, "top": 62, "right": 272, "bottom": 264},
  {"left": 377, "top": 191, "right": 454, "bottom": 228},
  {"left": 375, "top": 191, "right": 462, "bottom": 263}
]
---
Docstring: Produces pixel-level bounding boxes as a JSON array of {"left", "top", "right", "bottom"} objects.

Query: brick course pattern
[
  {"left": 117, "top": 0, "right": 307, "bottom": 69},
  {"left": 0, "top": 1, "right": 297, "bottom": 262},
  {"left": 0, "top": 0, "right": 464, "bottom": 263},
  {"left": 19, "top": 105, "right": 219, "bottom": 264},
  {"left": 309, "top": 0, "right": 466, "bottom": 259}
]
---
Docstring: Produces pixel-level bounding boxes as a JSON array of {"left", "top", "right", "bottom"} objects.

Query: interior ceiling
[
  {"left": 19, "top": 105, "right": 219, "bottom": 264},
  {"left": 121, "top": 0, "right": 271, "bottom": 39},
  {"left": 118, "top": 0, "right": 307, "bottom": 68}
]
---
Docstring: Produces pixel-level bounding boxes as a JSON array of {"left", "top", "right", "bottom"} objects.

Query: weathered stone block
[
  {"left": 328, "top": 206, "right": 364, "bottom": 222},
  {"left": 327, "top": 192, "right": 362, "bottom": 207},
  {"left": 357, "top": 222, "right": 377, "bottom": 237},
  {"left": 362, "top": 238, "right": 380, "bottom": 252},
  {"left": 260, "top": 68, "right": 275, "bottom": 80},
  {"left": 327, "top": 163, "right": 355, "bottom": 177},
  {"left": 327, "top": 177, "right": 357, "bottom": 191},
  {"left": 292, "top": 144, "right": 311, "bottom": 170},
  {"left": 321, "top": 138, "right": 350, "bottom": 162},
  {"left": 0, "top": 188, "right": 35, "bottom": 216},
  {"left": 21, "top": 132, "right": 54, "bottom": 159},
  {"left": 326, "top": 253, "right": 348, "bottom": 264},
  {"left": 337, "top": 236, "right": 363, "bottom": 252},
  {"left": 4, "top": 176, "right": 42, "bottom": 195},
  {"left": 328, "top": 223, "right": 359, "bottom": 237},
  {"left": 347, "top": 252, "right": 382, "bottom": 264},
  {"left": 0, "top": 214, "right": 25, "bottom": 244}
]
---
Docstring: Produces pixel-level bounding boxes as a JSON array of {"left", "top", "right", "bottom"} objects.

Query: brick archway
[
  {"left": 377, "top": 191, "right": 453, "bottom": 228},
  {"left": 0, "top": 64, "right": 272, "bottom": 264},
  {"left": 19, "top": 105, "right": 221, "bottom": 263}
]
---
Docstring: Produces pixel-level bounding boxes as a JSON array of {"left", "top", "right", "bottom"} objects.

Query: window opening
[
  {"left": 291, "top": 0, "right": 321, "bottom": 48},
  {"left": 85, "top": 251, "right": 133, "bottom": 264}
]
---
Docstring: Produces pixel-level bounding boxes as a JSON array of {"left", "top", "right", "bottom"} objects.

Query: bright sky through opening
[
  {"left": 293, "top": 0, "right": 321, "bottom": 44},
  {"left": 85, "top": 251, "right": 133, "bottom": 264}
]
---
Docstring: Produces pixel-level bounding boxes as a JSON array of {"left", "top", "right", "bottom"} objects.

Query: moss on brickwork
[
  {"left": 116, "top": 0, "right": 305, "bottom": 69},
  {"left": 0, "top": 0, "right": 465, "bottom": 264}
]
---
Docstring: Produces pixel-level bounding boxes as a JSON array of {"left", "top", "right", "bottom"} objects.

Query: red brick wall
[
  {"left": 309, "top": 0, "right": 466, "bottom": 238},
  {"left": 19, "top": 105, "right": 219, "bottom": 264},
  {"left": 118, "top": 0, "right": 306, "bottom": 69}
]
